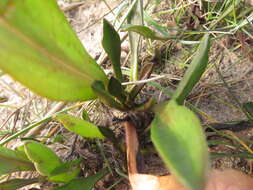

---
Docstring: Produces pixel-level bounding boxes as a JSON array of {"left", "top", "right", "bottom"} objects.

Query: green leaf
[
  {"left": 108, "top": 77, "right": 127, "bottom": 103},
  {"left": 81, "top": 110, "right": 90, "bottom": 121},
  {"left": 121, "top": 25, "right": 169, "bottom": 40},
  {"left": 91, "top": 80, "right": 127, "bottom": 111},
  {"left": 49, "top": 159, "right": 82, "bottom": 183},
  {"left": 143, "top": 12, "right": 169, "bottom": 36},
  {"left": 172, "top": 34, "right": 211, "bottom": 104},
  {"left": 127, "top": 0, "right": 143, "bottom": 82},
  {"left": 0, "top": 146, "right": 34, "bottom": 175},
  {"left": 49, "top": 168, "right": 81, "bottom": 183},
  {"left": 55, "top": 114, "right": 104, "bottom": 139},
  {"left": 0, "top": 178, "right": 38, "bottom": 190},
  {"left": 102, "top": 19, "right": 123, "bottom": 82},
  {"left": 151, "top": 100, "right": 209, "bottom": 190},
  {"left": 209, "top": 0, "right": 240, "bottom": 29},
  {"left": 24, "top": 141, "right": 62, "bottom": 176},
  {"left": 0, "top": 0, "right": 108, "bottom": 101},
  {"left": 52, "top": 168, "right": 108, "bottom": 190}
]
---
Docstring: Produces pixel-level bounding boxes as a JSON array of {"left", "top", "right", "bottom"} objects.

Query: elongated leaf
[
  {"left": 108, "top": 77, "right": 126, "bottom": 103},
  {"left": 0, "top": 146, "right": 34, "bottom": 175},
  {"left": 55, "top": 114, "right": 104, "bottom": 139},
  {"left": 121, "top": 25, "right": 169, "bottom": 40},
  {"left": 0, "top": 178, "right": 38, "bottom": 190},
  {"left": 24, "top": 141, "right": 62, "bottom": 176},
  {"left": 82, "top": 110, "right": 90, "bottom": 121},
  {"left": 102, "top": 19, "right": 123, "bottom": 82},
  {"left": 127, "top": 0, "right": 143, "bottom": 82},
  {"left": 172, "top": 34, "right": 211, "bottom": 104},
  {"left": 209, "top": 0, "right": 240, "bottom": 28},
  {"left": 52, "top": 168, "right": 108, "bottom": 190},
  {"left": 0, "top": 0, "right": 108, "bottom": 101},
  {"left": 144, "top": 12, "right": 169, "bottom": 36},
  {"left": 151, "top": 100, "right": 209, "bottom": 190}
]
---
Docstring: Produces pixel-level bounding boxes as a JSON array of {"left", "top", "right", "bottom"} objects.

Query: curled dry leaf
[
  {"left": 129, "top": 174, "right": 183, "bottom": 190},
  {"left": 123, "top": 121, "right": 253, "bottom": 190},
  {"left": 129, "top": 170, "right": 253, "bottom": 190}
]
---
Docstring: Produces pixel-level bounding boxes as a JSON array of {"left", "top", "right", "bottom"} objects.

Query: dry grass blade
[{"left": 24, "top": 102, "right": 67, "bottom": 138}]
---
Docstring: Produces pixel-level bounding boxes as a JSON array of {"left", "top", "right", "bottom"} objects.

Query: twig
[
  {"left": 0, "top": 99, "right": 34, "bottom": 130},
  {"left": 121, "top": 75, "right": 180, "bottom": 86},
  {"left": 24, "top": 102, "right": 67, "bottom": 138}
]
